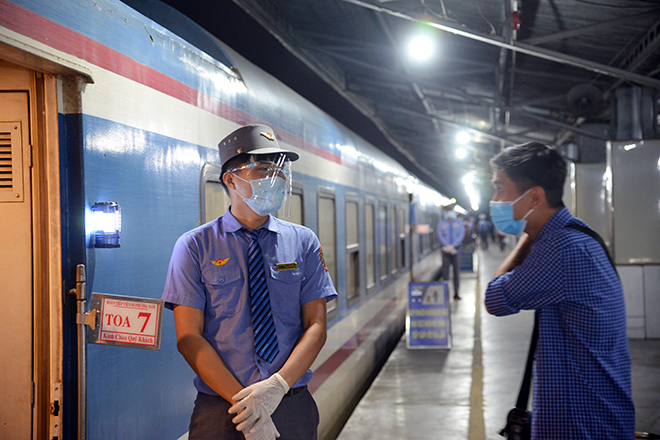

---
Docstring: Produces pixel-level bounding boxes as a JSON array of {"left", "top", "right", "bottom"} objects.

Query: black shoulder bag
[{"left": 499, "top": 224, "right": 615, "bottom": 440}]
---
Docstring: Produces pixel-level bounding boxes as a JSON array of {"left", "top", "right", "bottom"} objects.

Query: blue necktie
[{"left": 244, "top": 229, "right": 279, "bottom": 362}]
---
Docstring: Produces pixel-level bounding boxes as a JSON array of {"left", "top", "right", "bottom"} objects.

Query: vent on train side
[{"left": 0, "top": 122, "right": 24, "bottom": 202}]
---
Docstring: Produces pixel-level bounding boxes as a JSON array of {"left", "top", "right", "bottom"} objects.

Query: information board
[
  {"left": 406, "top": 282, "right": 451, "bottom": 349},
  {"left": 88, "top": 293, "right": 164, "bottom": 350}
]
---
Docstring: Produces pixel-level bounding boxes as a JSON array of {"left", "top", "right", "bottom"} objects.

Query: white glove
[
  {"left": 242, "top": 415, "right": 280, "bottom": 440},
  {"left": 442, "top": 245, "right": 457, "bottom": 255},
  {"left": 229, "top": 373, "right": 289, "bottom": 432}
]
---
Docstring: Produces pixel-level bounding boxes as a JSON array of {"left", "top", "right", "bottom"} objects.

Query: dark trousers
[
  {"left": 188, "top": 387, "right": 319, "bottom": 440},
  {"left": 441, "top": 251, "right": 460, "bottom": 297}
]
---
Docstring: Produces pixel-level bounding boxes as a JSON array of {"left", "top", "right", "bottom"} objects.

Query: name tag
[{"left": 276, "top": 262, "right": 298, "bottom": 271}]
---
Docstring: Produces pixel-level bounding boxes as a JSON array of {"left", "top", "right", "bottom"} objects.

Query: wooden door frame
[{"left": 0, "top": 38, "right": 90, "bottom": 439}]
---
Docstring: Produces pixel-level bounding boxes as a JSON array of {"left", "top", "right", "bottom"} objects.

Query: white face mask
[{"left": 232, "top": 173, "right": 287, "bottom": 217}]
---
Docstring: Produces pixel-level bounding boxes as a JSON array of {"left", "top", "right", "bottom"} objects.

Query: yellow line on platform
[{"left": 468, "top": 251, "right": 485, "bottom": 440}]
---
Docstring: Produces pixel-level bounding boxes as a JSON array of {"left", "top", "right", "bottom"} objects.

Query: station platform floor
[{"left": 336, "top": 246, "right": 660, "bottom": 440}]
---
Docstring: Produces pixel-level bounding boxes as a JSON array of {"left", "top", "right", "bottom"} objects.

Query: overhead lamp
[
  {"left": 92, "top": 202, "right": 121, "bottom": 248},
  {"left": 456, "top": 147, "right": 468, "bottom": 159},
  {"left": 406, "top": 34, "right": 434, "bottom": 63},
  {"left": 456, "top": 131, "right": 470, "bottom": 145}
]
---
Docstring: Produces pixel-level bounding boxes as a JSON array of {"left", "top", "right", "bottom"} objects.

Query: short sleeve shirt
[
  {"left": 485, "top": 208, "right": 635, "bottom": 439},
  {"left": 162, "top": 208, "right": 338, "bottom": 395}
]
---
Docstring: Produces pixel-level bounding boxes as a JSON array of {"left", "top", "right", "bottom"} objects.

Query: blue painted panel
[{"left": 82, "top": 115, "right": 208, "bottom": 439}]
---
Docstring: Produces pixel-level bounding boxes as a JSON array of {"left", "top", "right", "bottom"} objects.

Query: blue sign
[{"left": 406, "top": 282, "right": 451, "bottom": 349}]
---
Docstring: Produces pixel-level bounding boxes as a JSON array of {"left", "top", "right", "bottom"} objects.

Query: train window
[
  {"left": 345, "top": 196, "right": 359, "bottom": 304},
  {"left": 378, "top": 203, "right": 388, "bottom": 280},
  {"left": 365, "top": 202, "right": 376, "bottom": 291},
  {"left": 318, "top": 188, "right": 337, "bottom": 316},
  {"left": 201, "top": 163, "right": 230, "bottom": 224},
  {"left": 399, "top": 206, "right": 406, "bottom": 269},
  {"left": 277, "top": 184, "right": 304, "bottom": 225},
  {"left": 390, "top": 206, "right": 397, "bottom": 274}
]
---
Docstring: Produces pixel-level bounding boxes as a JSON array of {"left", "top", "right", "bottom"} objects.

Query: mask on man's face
[
  {"left": 489, "top": 189, "right": 534, "bottom": 236},
  {"left": 232, "top": 173, "right": 287, "bottom": 216}
]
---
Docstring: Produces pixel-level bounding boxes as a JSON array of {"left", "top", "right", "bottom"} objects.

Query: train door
[
  {"left": 0, "top": 62, "right": 34, "bottom": 440},
  {"left": 0, "top": 59, "right": 62, "bottom": 440}
]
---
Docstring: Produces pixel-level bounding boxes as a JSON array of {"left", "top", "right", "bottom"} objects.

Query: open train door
[{"left": 0, "top": 57, "right": 63, "bottom": 439}]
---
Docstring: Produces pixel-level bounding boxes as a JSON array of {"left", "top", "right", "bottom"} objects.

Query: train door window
[
  {"left": 390, "top": 205, "right": 397, "bottom": 274},
  {"left": 277, "top": 183, "right": 304, "bottom": 225},
  {"left": 201, "top": 163, "right": 230, "bottom": 224},
  {"left": 345, "top": 195, "right": 359, "bottom": 304},
  {"left": 365, "top": 201, "right": 376, "bottom": 292},
  {"left": 378, "top": 202, "right": 388, "bottom": 281},
  {"left": 318, "top": 188, "right": 337, "bottom": 316},
  {"left": 398, "top": 207, "right": 406, "bottom": 269}
]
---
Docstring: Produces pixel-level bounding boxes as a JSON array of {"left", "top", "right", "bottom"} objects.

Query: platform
[{"left": 336, "top": 247, "right": 660, "bottom": 439}]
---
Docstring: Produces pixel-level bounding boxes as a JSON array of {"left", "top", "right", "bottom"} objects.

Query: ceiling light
[
  {"left": 455, "top": 147, "right": 467, "bottom": 159},
  {"left": 456, "top": 131, "right": 470, "bottom": 145},
  {"left": 407, "top": 34, "right": 434, "bottom": 62}
]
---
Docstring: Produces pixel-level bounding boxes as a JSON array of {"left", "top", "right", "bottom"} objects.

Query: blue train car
[{"left": 0, "top": 1, "right": 449, "bottom": 439}]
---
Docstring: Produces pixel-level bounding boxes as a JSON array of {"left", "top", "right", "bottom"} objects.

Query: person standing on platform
[
  {"left": 484, "top": 142, "right": 634, "bottom": 439},
  {"left": 477, "top": 214, "right": 492, "bottom": 250},
  {"left": 437, "top": 206, "right": 465, "bottom": 300},
  {"left": 163, "top": 124, "right": 338, "bottom": 440}
]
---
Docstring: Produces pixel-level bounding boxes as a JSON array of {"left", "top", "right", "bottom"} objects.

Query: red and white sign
[{"left": 89, "top": 293, "right": 164, "bottom": 350}]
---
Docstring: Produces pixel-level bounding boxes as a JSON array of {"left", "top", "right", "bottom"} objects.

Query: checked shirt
[{"left": 485, "top": 207, "right": 635, "bottom": 440}]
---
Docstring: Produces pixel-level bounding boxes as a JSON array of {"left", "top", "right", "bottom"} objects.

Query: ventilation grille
[
  {"left": 0, "top": 122, "right": 23, "bottom": 202},
  {"left": 0, "top": 130, "right": 13, "bottom": 191}
]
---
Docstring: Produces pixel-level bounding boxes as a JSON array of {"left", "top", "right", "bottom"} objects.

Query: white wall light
[{"left": 92, "top": 202, "right": 121, "bottom": 248}]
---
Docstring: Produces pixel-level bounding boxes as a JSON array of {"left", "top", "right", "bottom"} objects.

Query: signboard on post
[
  {"left": 406, "top": 282, "right": 451, "bottom": 349},
  {"left": 88, "top": 293, "right": 164, "bottom": 350}
]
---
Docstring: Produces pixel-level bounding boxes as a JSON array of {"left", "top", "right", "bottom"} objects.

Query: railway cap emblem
[{"left": 260, "top": 131, "right": 276, "bottom": 141}]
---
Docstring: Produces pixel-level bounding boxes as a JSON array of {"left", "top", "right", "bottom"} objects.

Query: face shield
[{"left": 230, "top": 153, "right": 293, "bottom": 217}]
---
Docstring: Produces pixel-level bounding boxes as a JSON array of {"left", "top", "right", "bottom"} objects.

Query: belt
[{"left": 283, "top": 385, "right": 307, "bottom": 398}]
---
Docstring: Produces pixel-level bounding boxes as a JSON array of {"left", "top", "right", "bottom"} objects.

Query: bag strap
[
  {"left": 515, "top": 311, "right": 539, "bottom": 409},
  {"left": 565, "top": 224, "right": 617, "bottom": 277},
  {"left": 514, "top": 224, "right": 617, "bottom": 410}
]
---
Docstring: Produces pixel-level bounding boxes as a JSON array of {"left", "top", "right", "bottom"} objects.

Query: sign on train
[
  {"left": 88, "top": 293, "right": 164, "bottom": 350},
  {"left": 406, "top": 282, "right": 451, "bottom": 349}
]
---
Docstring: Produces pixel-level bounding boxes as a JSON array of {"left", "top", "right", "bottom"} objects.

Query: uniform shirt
[
  {"left": 437, "top": 219, "right": 465, "bottom": 248},
  {"left": 485, "top": 207, "right": 635, "bottom": 439},
  {"left": 162, "top": 208, "right": 337, "bottom": 396}
]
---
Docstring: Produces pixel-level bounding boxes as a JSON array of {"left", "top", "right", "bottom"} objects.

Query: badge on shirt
[
  {"left": 319, "top": 246, "right": 328, "bottom": 272},
  {"left": 211, "top": 257, "right": 230, "bottom": 267},
  {"left": 276, "top": 262, "right": 298, "bottom": 271}
]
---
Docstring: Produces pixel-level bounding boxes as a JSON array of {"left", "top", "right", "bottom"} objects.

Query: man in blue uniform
[
  {"left": 163, "top": 124, "right": 337, "bottom": 440},
  {"left": 485, "top": 142, "right": 634, "bottom": 439},
  {"left": 437, "top": 207, "right": 466, "bottom": 299}
]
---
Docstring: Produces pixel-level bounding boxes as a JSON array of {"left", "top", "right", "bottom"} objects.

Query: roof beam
[
  {"left": 342, "top": 0, "right": 660, "bottom": 90},
  {"left": 524, "top": 11, "right": 653, "bottom": 46}
]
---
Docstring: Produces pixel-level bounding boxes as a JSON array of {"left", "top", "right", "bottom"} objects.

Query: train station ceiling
[{"left": 151, "top": 0, "right": 660, "bottom": 210}]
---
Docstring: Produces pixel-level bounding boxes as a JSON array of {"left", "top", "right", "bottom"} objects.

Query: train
[{"left": 0, "top": 0, "right": 453, "bottom": 439}]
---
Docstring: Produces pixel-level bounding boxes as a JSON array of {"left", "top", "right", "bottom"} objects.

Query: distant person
[
  {"left": 163, "top": 124, "right": 338, "bottom": 440},
  {"left": 477, "top": 214, "right": 492, "bottom": 250},
  {"left": 485, "top": 142, "right": 634, "bottom": 439},
  {"left": 462, "top": 215, "right": 476, "bottom": 246},
  {"left": 495, "top": 227, "right": 506, "bottom": 251},
  {"left": 437, "top": 207, "right": 465, "bottom": 300}
]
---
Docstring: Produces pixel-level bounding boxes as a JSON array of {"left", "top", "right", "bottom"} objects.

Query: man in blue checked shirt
[
  {"left": 485, "top": 142, "right": 635, "bottom": 439},
  {"left": 163, "top": 125, "right": 337, "bottom": 440}
]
